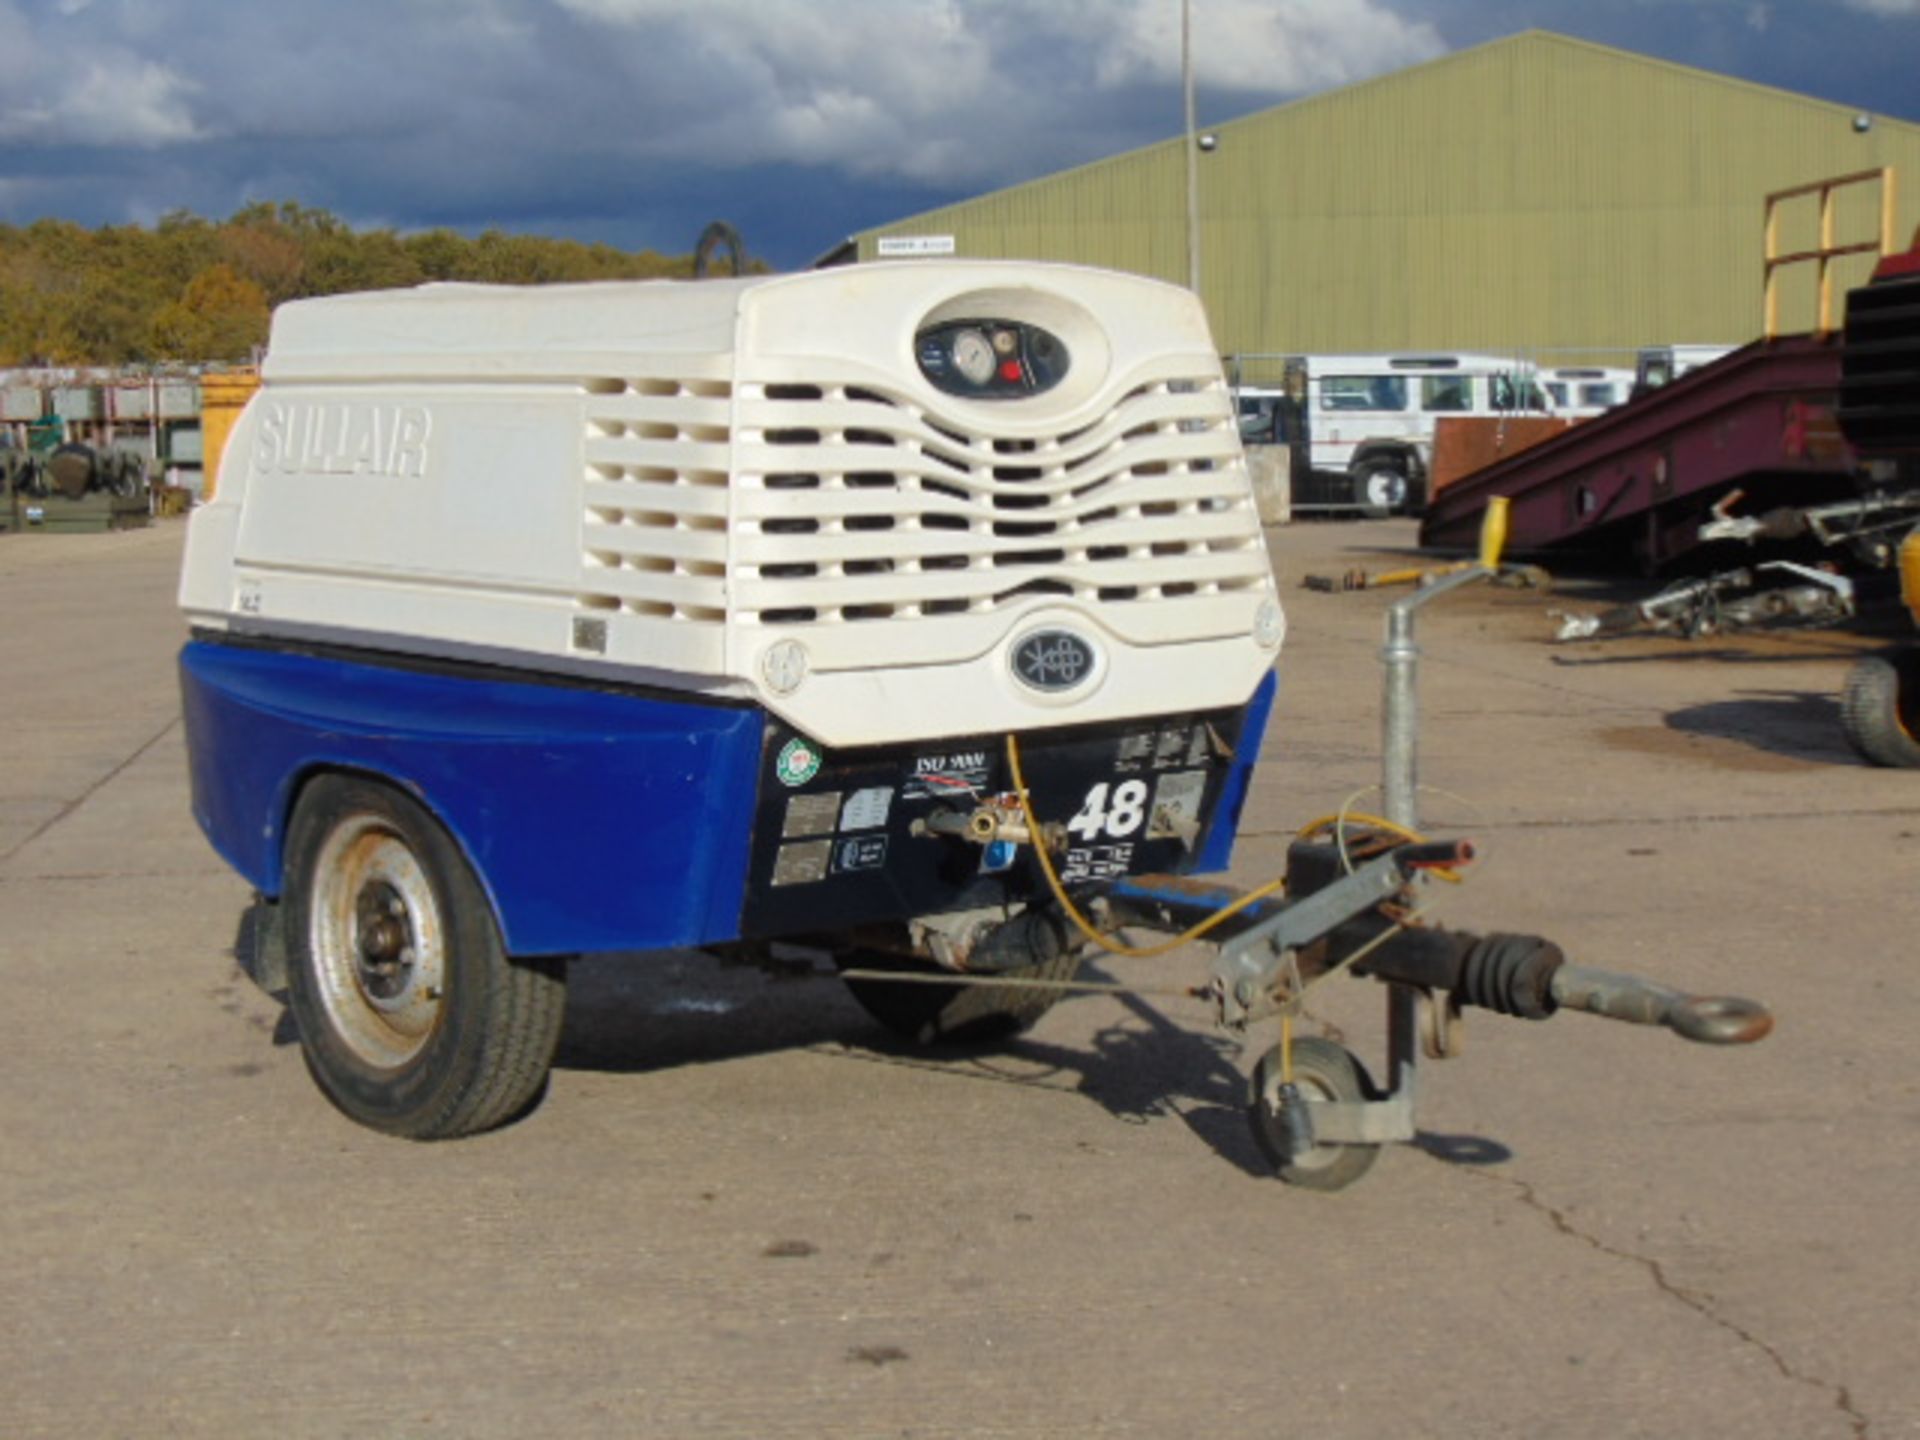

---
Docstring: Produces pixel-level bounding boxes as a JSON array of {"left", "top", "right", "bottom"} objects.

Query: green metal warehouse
[{"left": 846, "top": 31, "right": 1920, "bottom": 364}]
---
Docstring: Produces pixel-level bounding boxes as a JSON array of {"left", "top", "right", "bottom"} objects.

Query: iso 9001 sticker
[{"left": 902, "top": 749, "right": 991, "bottom": 801}]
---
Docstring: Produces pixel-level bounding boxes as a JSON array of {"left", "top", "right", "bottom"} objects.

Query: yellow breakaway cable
[
  {"left": 1005, "top": 733, "right": 1290, "bottom": 959},
  {"left": 1005, "top": 734, "right": 1450, "bottom": 1083},
  {"left": 1004, "top": 735, "right": 1454, "bottom": 957}
]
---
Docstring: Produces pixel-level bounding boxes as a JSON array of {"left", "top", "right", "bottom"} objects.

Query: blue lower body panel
[
  {"left": 181, "top": 638, "right": 1277, "bottom": 959},
  {"left": 1193, "top": 668, "right": 1275, "bottom": 875},
  {"left": 179, "top": 640, "right": 765, "bottom": 955}
]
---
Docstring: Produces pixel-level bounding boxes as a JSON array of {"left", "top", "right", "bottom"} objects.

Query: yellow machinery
[
  {"left": 1841, "top": 527, "right": 1920, "bottom": 766},
  {"left": 1835, "top": 223, "right": 1920, "bottom": 768},
  {"left": 198, "top": 368, "right": 261, "bottom": 501}
]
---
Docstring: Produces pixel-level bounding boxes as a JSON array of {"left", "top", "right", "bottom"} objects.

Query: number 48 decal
[{"left": 1067, "top": 779, "right": 1150, "bottom": 841}]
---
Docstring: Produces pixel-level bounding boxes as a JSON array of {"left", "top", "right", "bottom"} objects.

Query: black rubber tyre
[
  {"left": 282, "top": 774, "right": 567, "bottom": 1138},
  {"left": 47, "top": 443, "right": 95, "bottom": 501},
  {"left": 1248, "top": 1035, "right": 1382, "bottom": 1191},
  {"left": 1352, "top": 459, "right": 1410, "bottom": 518},
  {"left": 837, "top": 921, "right": 1082, "bottom": 1046},
  {"left": 1840, "top": 651, "right": 1920, "bottom": 769},
  {"left": 236, "top": 893, "right": 288, "bottom": 994},
  {"left": 106, "top": 455, "right": 144, "bottom": 500}
]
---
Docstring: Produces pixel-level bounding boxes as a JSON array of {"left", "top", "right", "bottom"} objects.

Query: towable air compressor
[{"left": 178, "top": 263, "right": 1769, "bottom": 1189}]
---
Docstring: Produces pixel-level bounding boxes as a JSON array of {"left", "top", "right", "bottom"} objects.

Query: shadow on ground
[
  {"left": 549, "top": 950, "right": 1283, "bottom": 1168},
  {"left": 230, "top": 903, "right": 1514, "bottom": 1173},
  {"left": 1662, "top": 688, "right": 1861, "bottom": 766},
  {"left": 552, "top": 952, "right": 1513, "bottom": 1177}
]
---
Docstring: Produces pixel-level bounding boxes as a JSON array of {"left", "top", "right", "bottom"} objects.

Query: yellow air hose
[
  {"left": 1004, "top": 733, "right": 1286, "bottom": 957},
  {"left": 1005, "top": 734, "right": 1443, "bottom": 958}
]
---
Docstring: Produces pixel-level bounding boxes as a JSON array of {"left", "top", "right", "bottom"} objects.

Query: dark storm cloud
[
  {"left": 1416, "top": 0, "right": 1918, "bottom": 120},
  {"left": 0, "top": 0, "right": 1913, "bottom": 269}
]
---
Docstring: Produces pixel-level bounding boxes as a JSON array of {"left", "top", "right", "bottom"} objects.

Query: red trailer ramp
[{"left": 1419, "top": 336, "right": 1857, "bottom": 568}]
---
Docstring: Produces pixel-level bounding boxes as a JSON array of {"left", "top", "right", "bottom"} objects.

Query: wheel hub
[
  {"left": 353, "top": 881, "right": 415, "bottom": 1002},
  {"left": 308, "top": 814, "right": 449, "bottom": 1068}
]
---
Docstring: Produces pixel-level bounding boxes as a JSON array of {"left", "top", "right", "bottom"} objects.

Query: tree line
[{"left": 0, "top": 203, "right": 704, "bottom": 368}]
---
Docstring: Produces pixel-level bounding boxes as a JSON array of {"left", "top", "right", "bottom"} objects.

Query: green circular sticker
[{"left": 776, "top": 736, "right": 822, "bottom": 788}]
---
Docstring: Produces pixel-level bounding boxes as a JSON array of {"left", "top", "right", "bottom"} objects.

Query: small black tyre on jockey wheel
[{"left": 1248, "top": 1034, "right": 1382, "bottom": 1190}]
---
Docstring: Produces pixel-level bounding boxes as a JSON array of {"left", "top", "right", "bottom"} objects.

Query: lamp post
[{"left": 1183, "top": 0, "right": 1201, "bottom": 295}]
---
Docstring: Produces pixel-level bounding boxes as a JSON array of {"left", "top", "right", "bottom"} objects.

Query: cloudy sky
[{"left": 0, "top": 0, "right": 1915, "bottom": 269}]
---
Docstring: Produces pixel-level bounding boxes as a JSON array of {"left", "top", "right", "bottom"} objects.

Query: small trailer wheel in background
[
  {"left": 1248, "top": 1035, "right": 1382, "bottom": 1191},
  {"left": 282, "top": 775, "right": 567, "bottom": 1139},
  {"left": 1840, "top": 650, "right": 1920, "bottom": 769}
]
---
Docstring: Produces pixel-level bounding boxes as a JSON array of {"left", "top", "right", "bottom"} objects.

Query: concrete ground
[{"left": 1, "top": 518, "right": 1914, "bottom": 1439}]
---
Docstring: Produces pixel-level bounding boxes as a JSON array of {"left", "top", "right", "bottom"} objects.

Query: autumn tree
[
  {"left": 150, "top": 263, "right": 271, "bottom": 361},
  {"left": 220, "top": 220, "right": 307, "bottom": 306},
  {"left": 0, "top": 202, "right": 704, "bottom": 365}
]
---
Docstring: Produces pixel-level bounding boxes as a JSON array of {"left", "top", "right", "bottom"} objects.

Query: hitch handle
[
  {"left": 1394, "top": 839, "right": 1475, "bottom": 873},
  {"left": 1548, "top": 964, "right": 1773, "bottom": 1045}
]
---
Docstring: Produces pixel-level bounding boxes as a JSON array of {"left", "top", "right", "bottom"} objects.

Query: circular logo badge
[
  {"left": 760, "top": 638, "right": 809, "bottom": 696},
  {"left": 1010, "top": 629, "right": 1097, "bottom": 694},
  {"left": 775, "top": 736, "right": 822, "bottom": 788}
]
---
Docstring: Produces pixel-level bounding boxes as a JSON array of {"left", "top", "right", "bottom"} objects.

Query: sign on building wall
[{"left": 876, "top": 235, "right": 957, "bottom": 257}]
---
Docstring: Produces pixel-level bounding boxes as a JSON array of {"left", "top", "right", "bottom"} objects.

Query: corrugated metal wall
[{"left": 858, "top": 32, "right": 1920, "bottom": 361}]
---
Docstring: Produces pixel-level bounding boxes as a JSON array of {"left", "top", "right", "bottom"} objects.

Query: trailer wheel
[
  {"left": 282, "top": 775, "right": 567, "bottom": 1138},
  {"left": 1352, "top": 458, "right": 1410, "bottom": 518},
  {"left": 836, "top": 934, "right": 1081, "bottom": 1046},
  {"left": 1248, "top": 1036, "right": 1381, "bottom": 1191},
  {"left": 1840, "top": 651, "right": 1920, "bottom": 768}
]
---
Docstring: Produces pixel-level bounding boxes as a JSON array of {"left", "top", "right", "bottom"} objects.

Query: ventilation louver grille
[
  {"left": 573, "top": 366, "right": 1267, "bottom": 667},
  {"left": 578, "top": 375, "right": 736, "bottom": 624},
  {"left": 728, "top": 374, "right": 1265, "bottom": 626}
]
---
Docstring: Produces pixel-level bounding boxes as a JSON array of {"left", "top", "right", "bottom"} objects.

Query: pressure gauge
[
  {"left": 915, "top": 317, "right": 1070, "bottom": 398},
  {"left": 950, "top": 328, "right": 995, "bottom": 386}
]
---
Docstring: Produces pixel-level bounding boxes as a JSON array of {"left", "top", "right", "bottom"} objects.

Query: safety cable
[{"left": 1293, "top": 808, "right": 1463, "bottom": 884}]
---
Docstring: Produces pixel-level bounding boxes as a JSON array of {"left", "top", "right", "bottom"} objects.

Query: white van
[
  {"left": 1235, "top": 353, "right": 1553, "bottom": 516},
  {"left": 1541, "top": 366, "right": 1635, "bottom": 417}
]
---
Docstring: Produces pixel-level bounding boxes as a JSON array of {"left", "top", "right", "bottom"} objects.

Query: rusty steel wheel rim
[{"left": 309, "top": 814, "right": 448, "bottom": 1069}]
